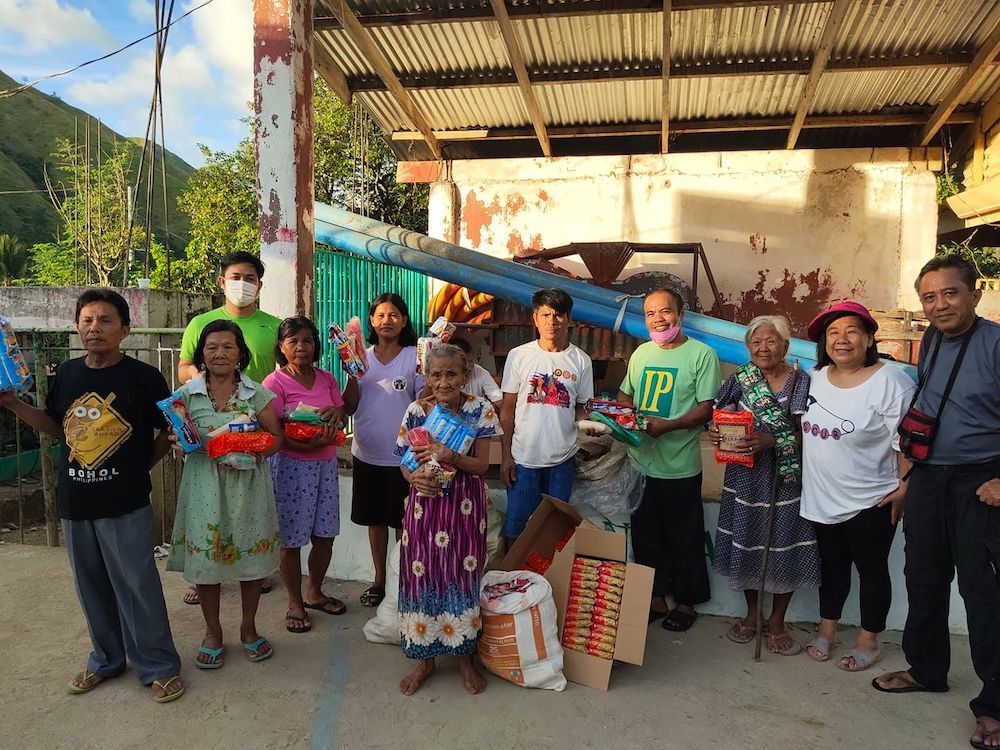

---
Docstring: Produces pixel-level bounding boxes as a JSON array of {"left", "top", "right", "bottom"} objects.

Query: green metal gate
[{"left": 314, "top": 246, "right": 429, "bottom": 392}]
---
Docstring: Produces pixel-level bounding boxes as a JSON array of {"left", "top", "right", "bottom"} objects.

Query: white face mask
[{"left": 224, "top": 279, "right": 259, "bottom": 308}]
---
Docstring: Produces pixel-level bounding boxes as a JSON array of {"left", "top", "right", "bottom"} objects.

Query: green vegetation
[{"left": 0, "top": 73, "right": 427, "bottom": 292}]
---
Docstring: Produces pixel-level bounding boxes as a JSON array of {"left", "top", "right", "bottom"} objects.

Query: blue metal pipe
[{"left": 315, "top": 204, "right": 917, "bottom": 380}]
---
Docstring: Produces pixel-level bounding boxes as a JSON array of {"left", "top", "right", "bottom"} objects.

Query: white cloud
[
  {"left": 0, "top": 0, "right": 115, "bottom": 53},
  {"left": 185, "top": 0, "right": 253, "bottom": 110},
  {"left": 127, "top": 0, "right": 154, "bottom": 24},
  {"left": 66, "top": 43, "right": 223, "bottom": 164}
]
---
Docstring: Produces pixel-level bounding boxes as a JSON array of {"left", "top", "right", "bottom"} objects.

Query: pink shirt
[{"left": 262, "top": 368, "right": 344, "bottom": 461}]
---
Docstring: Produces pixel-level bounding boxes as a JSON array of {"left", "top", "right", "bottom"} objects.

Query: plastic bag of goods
[
  {"left": 478, "top": 570, "right": 566, "bottom": 691},
  {"left": 0, "top": 316, "right": 33, "bottom": 394},
  {"left": 364, "top": 541, "right": 401, "bottom": 645}
]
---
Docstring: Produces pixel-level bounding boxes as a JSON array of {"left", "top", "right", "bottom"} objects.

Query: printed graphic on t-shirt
[
  {"left": 803, "top": 395, "right": 856, "bottom": 441},
  {"left": 526, "top": 372, "right": 571, "bottom": 407},
  {"left": 635, "top": 366, "right": 678, "bottom": 416},
  {"left": 392, "top": 376, "right": 408, "bottom": 391},
  {"left": 62, "top": 392, "right": 132, "bottom": 470}
]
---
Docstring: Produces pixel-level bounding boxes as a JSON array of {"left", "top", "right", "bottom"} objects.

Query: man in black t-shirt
[{"left": 1, "top": 289, "right": 183, "bottom": 703}]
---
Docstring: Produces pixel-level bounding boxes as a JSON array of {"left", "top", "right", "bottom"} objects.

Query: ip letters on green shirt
[
  {"left": 619, "top": 339, "right": 721, "bottom": 479},
  {"left": 180, "top": 307, "right": 282, "bottom": 384}
]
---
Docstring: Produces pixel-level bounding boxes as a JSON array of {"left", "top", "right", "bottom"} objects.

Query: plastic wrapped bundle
[{"left": 0, "top": 317, "right": 32, "bottom": 394}]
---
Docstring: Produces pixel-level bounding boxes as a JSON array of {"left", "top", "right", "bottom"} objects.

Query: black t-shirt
[{"left": 44, "top": 355, "right": 170, "bottom": 520}]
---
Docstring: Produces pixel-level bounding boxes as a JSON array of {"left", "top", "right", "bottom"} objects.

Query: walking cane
[{"left": 754, "top": 363, "right": 799, "bottom": 662}]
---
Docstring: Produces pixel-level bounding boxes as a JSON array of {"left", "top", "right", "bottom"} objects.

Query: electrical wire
[{"left": 0, "top": 0, "right": 216, "bottom": 100}]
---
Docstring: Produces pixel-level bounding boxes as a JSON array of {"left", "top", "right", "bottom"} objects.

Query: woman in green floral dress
[{"left": 167, "top": 320, "right": 283, "bottom": 668}]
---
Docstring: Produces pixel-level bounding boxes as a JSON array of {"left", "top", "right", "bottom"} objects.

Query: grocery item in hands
[
  {"left": 399, "top": 405, "right": 476, "bottom": 472},
  {"left": 713, "top": 409, "right": 754, "bottom": 468},
  {"left": 428, "top": 316, "right": 457, "bottom": 343},
  {"left": 0, "top": 317, "right": 32, "bottom": 394},
  {"left": 156, "top": 393, "right": 202, "bottom": 453},
  {"left": 206, "top": 431, "right": 274, "bottom": 459},
  {"left": 329, "top": 320, "right": 367, "bottom": 378}
]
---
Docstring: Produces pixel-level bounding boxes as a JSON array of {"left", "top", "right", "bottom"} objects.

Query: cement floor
[{"left": 0, "top": 543, "right": 983, "bottom": 750}]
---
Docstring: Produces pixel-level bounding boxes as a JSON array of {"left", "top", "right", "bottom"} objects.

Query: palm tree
[{"left": 0, "top": 234, "right": 31, "bottom": 285}]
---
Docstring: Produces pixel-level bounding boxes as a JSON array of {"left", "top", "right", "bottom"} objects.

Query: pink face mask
[{"left": 649, "top": 325, "right": 681, "bottom": 345}]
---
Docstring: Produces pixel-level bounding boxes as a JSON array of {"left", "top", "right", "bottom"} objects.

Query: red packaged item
[
  {"left": 555, "top": 526, "right": 576, "bottom": 552},
  {"left": 284, "top": 422, "right": 323, "bottom": 441},
  {"left": 206, "top": 431, "right": 275, "bottom": 459},
  {"left": 714, "top": 408, "right": 755, "bottom": 468},
  {"left": 525, "top": 551, "right": 553, "bottom": 574}
]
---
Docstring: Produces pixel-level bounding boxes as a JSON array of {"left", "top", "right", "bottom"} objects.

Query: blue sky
[{"left": 0, "top": 0, "right": 254, "bottom": 166}]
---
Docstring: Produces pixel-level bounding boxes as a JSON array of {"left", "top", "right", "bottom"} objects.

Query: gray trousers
[{"left": 62, "top": 504, "right": 181, "bottom": 685}]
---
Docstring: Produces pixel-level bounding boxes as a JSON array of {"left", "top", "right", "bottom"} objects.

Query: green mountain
[{"left": 0, "top": 68, "right": 194, "bottom": 247}]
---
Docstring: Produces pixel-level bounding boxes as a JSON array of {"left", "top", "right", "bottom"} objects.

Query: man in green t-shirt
[
  {"left": 177, "top": 251, "right": 282, "bottom": 605},
  {"left": 178, "top": 251, "right": 281, "bottom": 385},
  {"left": 619, "top": 288, "right": 721, "bottom": 634}
]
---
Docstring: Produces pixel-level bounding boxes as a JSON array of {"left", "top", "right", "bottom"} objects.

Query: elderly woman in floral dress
[{"left": 395, "top": 344, "right": 501, "bottom": 696}]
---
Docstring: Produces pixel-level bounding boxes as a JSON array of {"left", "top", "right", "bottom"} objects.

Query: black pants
[
  {"left": 631, "top": 474, "right": 710, "bottom": 606},
  {"left": 815, "top": 503, "right": 896, "bottom": 632},
  {"left": 902, "top": 461, "right": 1000, "bottom": 720}
]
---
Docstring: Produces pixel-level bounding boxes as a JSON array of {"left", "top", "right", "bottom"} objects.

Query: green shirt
[
  {"left": 179, "top": 307, "right": 282, "bottom": 384},
  {"left": 619, "top": 339, "right": 721, "bottom": 479}
]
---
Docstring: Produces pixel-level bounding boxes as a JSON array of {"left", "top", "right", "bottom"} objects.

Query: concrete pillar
[
  {"left": 427, "top": 173, "right": 459, "bottom": 244},
  {"left": 253, "top": 0, "right": 315, "bottom": 319}
]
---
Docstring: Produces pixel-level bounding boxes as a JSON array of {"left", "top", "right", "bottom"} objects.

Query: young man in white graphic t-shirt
[{"left": 500, "top": 288, "right": 594, "bottom": 543}]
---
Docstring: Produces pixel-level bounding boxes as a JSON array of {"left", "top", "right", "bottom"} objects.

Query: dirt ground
[{"left": 0, "top": 543, "right": 984, "bottom": 750}]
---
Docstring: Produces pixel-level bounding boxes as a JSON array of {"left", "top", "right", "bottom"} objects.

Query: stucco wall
[{"left": 435, "top": 149, "right": 939, "bottom": 334}]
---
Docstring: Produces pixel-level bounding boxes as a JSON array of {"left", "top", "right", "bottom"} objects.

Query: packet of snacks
[
  {"left": 713, "top": 408, "right": 754, "bottom": 468},
  {"left": 0, "top": 316, "right": 32, "bottom": 394}
]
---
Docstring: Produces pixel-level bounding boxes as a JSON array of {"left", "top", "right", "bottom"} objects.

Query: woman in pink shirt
[{"left": 264, "top": 317, "right": 346, "bottom": 634}]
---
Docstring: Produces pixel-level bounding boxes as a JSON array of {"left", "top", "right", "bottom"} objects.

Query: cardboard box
[{"left": 499, "top": 496, "right": 655, "bottom": 691}]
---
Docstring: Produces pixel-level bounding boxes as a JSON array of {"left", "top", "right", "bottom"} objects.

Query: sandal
[
  {"left": 765, "top": 631, "right": 802, "bottom": 656},
  {"left": 183, "top": 588, "right": 200, "bottom": 606},
  {"left": 871, "top": 670, "right": 949, "bottom": 694},
  {"left": 838, "top": 647, "right": 881, "bottom": 672},
  {"left": 971, "top": 719, "right": 1000, "bottom": 750},
  {"left": 805, "top": 636, "right": 837, "bottom": 662},
  {"left": 196, "top": 644, "right": 224, "bottom": 670},
  {"left": 67, "top": 670, "right": 114, "bottom": 695},
  {"left": 151, "top": 675, "right": 184, "bottom": 703},
  {"left": 242, "top": 637, "right": 273, "bottom": 663},
  {"left": 662, "top": 608, "right": 697, "bottom": 632},
  {"left": 360, "top": 586, "right": 385, "bottom": 608},
  {"left": 726, "top": 620, "right": 756, "bottom": 644},
  {"left": 304, "top": 597, "right": 347, "bottom": 616},
  {"left": 285, "top": 611, "right": 312, "bottom": 633}
]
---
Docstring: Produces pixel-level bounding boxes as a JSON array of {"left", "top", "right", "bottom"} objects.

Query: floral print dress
[
  {"left": 166, "top": 373, "right": 280, "bottom": 584},
  {"left": 395, "top": 395, "right": 502, "bottom": 659}
]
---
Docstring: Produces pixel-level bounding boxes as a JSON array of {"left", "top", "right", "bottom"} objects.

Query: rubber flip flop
[
  {"left": 662, "top": 608, "right": 697, "bottom": 632},
  {"left": 182, "top": 589, "right": 200, "bottom": 606},
  {"left": 871, "top": 671, "right": 949, "bottom": 694},
  {"left": 304, "top": 597, "right": 347, "bottom": 616},
  {"left": 970, "top": 724, "right": 1000, "bottom": 750},
  {"left": 838, "top": 648, "right": 881, "bottom": 672},
  {"left": 66, "top": 670, "right": 110, "bottom": 695},
  {"left": 285, "top": 612, "right": 312, "bottom": 633},
  {"left": 151, "top": 676, "right": 185, "bottom": 704},
  {"left": 360, "top": 586, "right": 385, "bottom": 607},
  {"left": 805, "top": 636, "right": 837, "bottom": 662},
  {"left": 242, "top": 637, "right": 273, "bottom": 663},
  {"left": 726, "top": 620, "right": 757, "bottom": 644},
  {"left": 195, "top": 645, "right": 224, "bottom": 670}
]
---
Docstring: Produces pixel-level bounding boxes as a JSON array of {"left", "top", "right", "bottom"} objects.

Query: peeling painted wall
[{"left": 439, "top": 149, "right": 938, "bottom": 335}]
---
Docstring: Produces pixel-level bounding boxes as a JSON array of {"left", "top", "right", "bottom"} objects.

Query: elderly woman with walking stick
[{"left": 710, "top": 315, "right": 820, "bottom": 656}]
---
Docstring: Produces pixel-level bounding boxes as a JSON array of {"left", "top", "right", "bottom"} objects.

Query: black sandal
[
  {"left": 285, "top": 611, "right": 312, "bottom": 633},
  {"left": 360, "top": 586, "right": 385, "bottom": 607},
  {"left": 662, "top": 608, "right": 697, "bottom": 632}
]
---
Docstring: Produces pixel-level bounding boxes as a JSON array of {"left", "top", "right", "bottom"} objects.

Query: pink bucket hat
[{"left": 806, "top": 300, "right": 879, "bottom": 342}]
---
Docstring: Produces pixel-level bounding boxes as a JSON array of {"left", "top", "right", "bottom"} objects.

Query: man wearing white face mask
[
  {"left": 176, "top": 251, "right": 281, "bottom": 605},
  {"left": 178, "top": 252, "right": 281, "bottom": 386},
  {"left": 618, "top": 287, "right": 721, "bottom": 633}
]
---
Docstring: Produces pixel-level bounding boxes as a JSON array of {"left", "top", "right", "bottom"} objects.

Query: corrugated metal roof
[{"left": 313, "top": 0, "right": 1000, "bottom": 154}]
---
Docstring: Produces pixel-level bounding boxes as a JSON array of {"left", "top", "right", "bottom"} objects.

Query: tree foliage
[
  {"left": 44, "top": 139, "right": 153, "bottom": 286},
  {"left": 0, "top": 234, "right": 32, "bottom": 284}
]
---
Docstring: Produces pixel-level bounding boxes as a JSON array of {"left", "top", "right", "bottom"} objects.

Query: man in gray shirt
[{"left": 872, "top": 255, "right": 1000, "bottom": 750}]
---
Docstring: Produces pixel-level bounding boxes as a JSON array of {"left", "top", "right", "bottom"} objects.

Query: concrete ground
[{"left": 0, "top": 543, "right": 984, "bottom": 750}]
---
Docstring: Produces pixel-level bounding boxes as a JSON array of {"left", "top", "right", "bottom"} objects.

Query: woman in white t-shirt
[{"left": 799, "top": 301, "right": 914, "bottom": 673}]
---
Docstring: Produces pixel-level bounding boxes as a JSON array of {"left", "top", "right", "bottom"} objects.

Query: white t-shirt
[
  {"left": 467, "top": 363, "right": 502, "bottom": 403},
  {"left": 501, "top": 341, "right": 595, "bottom": 468},
  {"left": 799, "top": 364, "right": 915, "bottom": 524}
]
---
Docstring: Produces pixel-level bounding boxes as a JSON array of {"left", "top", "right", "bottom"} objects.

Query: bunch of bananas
[{"left": 427, "top": 283, "right": 494, "bottom": 325}]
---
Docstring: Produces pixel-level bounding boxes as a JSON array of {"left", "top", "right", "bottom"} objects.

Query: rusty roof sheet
[{"left": 314, "top": 0, "right": 1000, "bottom": 155}]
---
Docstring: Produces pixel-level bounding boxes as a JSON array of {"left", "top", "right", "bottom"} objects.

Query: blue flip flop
[
  {"left": 242, "top": 637, "right": 273, "bottom": 663},
  {"left": 196, "top": 645, "right": 224, "bottom": 670}
]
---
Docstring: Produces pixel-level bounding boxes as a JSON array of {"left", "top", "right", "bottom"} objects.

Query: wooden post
[{"left": 33, "top": 336, "right": 59, "bottom": 547}]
